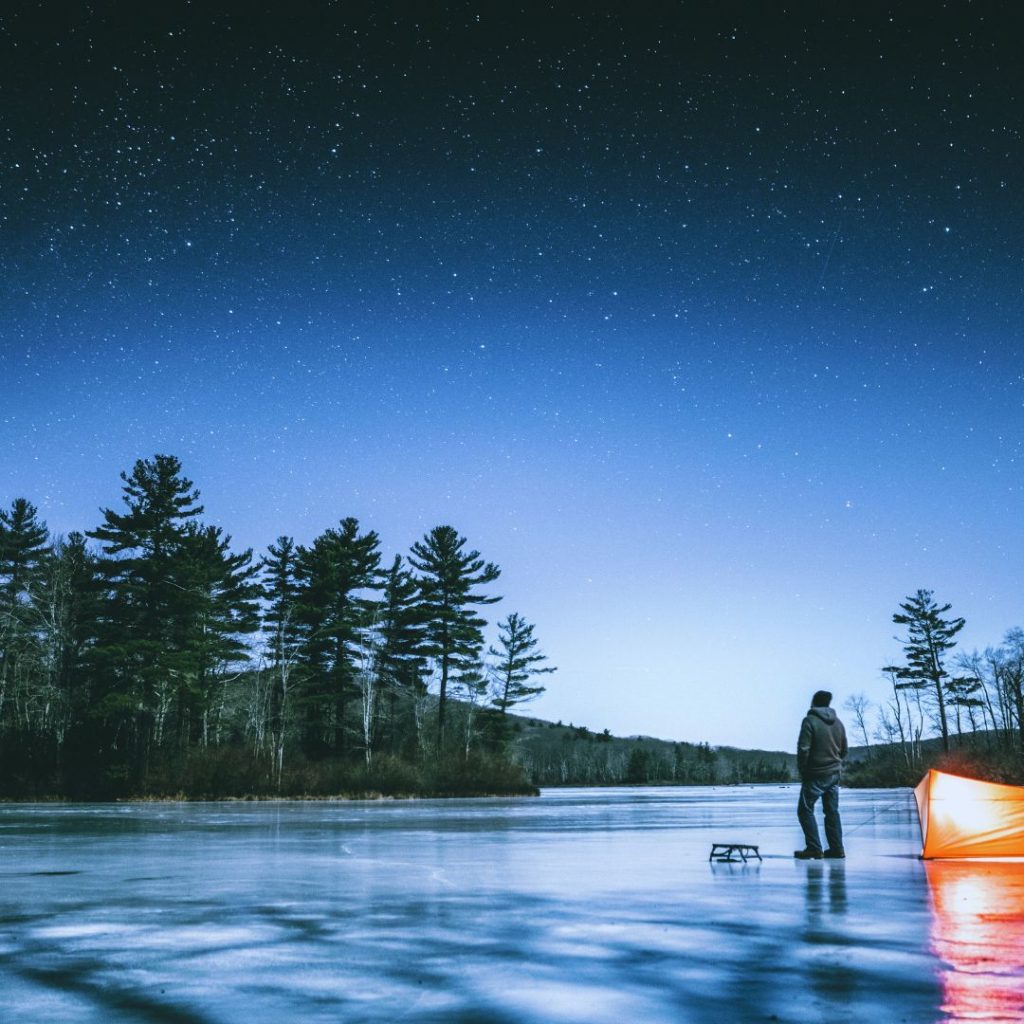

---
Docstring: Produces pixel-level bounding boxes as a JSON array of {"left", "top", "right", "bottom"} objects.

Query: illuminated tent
[{"left": 915, "top": 770, "right": 1024, "bottom": 859}]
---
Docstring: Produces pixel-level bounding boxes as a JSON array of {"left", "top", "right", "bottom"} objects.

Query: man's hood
[{"left": 809, "top": 707, "right": 837, "bottom": 725}]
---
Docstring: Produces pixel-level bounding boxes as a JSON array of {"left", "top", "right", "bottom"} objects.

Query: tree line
[
  {"left": 506, "top": 720, "right": 791, "bottom": 787},
  {"left": 0, "top": 454, "right": 554, "bottom": 797},
  {"left": 844, "top": 588, "right": 1024, "bottom": 785}
]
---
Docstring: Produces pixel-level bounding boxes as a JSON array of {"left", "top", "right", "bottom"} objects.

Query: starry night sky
[{"left": 2, "top": 4, "right": 1022, "bottom": 750}]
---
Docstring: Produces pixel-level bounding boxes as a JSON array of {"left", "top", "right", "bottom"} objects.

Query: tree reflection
[{"left": 925, "top": 861, "right": 1024, "bottom": 1022}]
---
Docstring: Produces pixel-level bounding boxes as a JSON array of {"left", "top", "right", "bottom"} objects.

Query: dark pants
[{"left": 797, "top": 771, "right": 843, "bottom": 854}]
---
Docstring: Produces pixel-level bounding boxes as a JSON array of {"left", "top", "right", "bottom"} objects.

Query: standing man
[{"left": 794, "top": 690, "right": 848, "bottom": 860}]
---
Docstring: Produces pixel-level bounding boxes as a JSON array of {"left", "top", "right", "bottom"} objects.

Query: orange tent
[{"left": 915, "top": 769, "right": 1024, "bottom": 859}]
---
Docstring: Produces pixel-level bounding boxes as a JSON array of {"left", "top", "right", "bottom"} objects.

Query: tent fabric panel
[{"left": 919, "top": 771, "right": 1024, "bottom": 860}]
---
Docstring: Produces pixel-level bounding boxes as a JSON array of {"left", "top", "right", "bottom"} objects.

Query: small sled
[{"left": 709, "top": 842, "right": 762, "bottom": 863}]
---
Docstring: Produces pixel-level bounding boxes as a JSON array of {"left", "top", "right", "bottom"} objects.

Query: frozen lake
[{"left": 2, "top": 786, "right": 1023, "bottom": 1023}]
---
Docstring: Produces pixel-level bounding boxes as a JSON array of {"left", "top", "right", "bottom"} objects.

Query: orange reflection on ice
[{"left": 926, "top": 861, "right": 1024, "bottom": 1022}]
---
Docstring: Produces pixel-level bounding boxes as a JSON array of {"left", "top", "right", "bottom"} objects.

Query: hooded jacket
[{"left": 796, "top": 706, "right": 848, "bottom": 780}]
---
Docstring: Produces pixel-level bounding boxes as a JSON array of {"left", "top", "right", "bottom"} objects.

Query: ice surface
[{"left": 1, "top": 786, "right": 1022, "bottom": 1022}]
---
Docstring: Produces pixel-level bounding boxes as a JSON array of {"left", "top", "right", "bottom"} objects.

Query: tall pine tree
[
  {"left": 373, "top": 555, "right": 427, "bottom": 756},
  {"left": 408, "top": 525, "right": 500, "bottom": 748},
  {"left": 0, "top": 499, "right": 51, "bottom": 730},
  {"left": 43, "top": 532, "right": 100, "bottom": 744},
  {"left": 173, "top": 523, "right": 261, "bottom": 746},
  {"left": 489, "top": 612, "right": 556, "bottom": 715},
  {"left": 294, "top": 518, "right": 382, "bottom": 756},
  {"left": 86, "top": 455, "right": 204, "bottom": 768},
  {"left": 892, "top": 589, "right": 965, "bottom": 754},
  {"left": 261, "top": 535, "right": 302, "bottom": 781}
]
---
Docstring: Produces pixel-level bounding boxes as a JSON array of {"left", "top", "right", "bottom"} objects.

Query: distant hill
[{"left": 503, "top": 712, "right": 795, "bottom": 786}]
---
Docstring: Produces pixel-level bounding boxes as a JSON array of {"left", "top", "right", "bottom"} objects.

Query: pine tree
[
  {"left": 34, "top": 532, "right": 99, "bottom": 743},
  {"left": 263, "top": 537, "right": 302, "bottom": 667},
  {"left": 373, "top": 555, "right": 427, "bottom": 756},
  {"left": 0, "top": 498, "right": 51, "bottom": 729},
  {"left": 408, "top": 525, "right": 500, "bottom": 747},
  {"left": 86, "top": 455, "right": 204, "bottom": 767},
  {"left": 261, "top": 536, "right": 302, "bottom": 781},
  {"left": 891, "top": 589, "right": 966, "bottom": 754},
  {"left": 174, "top": 523, "right": 261, "bottom": 746},
  {"left": 294, "top": 518, "right": 382, "bottom": 756},
  {"left": 0, "top": 498, "right": 50, "bottom": 595},
  {"left": 945, "top": 673, "right": 985, "bottom": 739},
  {"left": 52, "top": 532, "right": 99, "bottom": 697},
  {"left": 489, "top": 612, "right": 556, "bottom": 715}
]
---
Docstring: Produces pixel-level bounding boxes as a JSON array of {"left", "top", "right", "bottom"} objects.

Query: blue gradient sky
[{"left": 2, "top": 5, "right": 1021, "bottom": 749}]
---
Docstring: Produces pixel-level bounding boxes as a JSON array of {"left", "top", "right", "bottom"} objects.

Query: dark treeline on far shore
[
  {"left": 510, "top": 723, "right": 793, "bottom": 787},
  {"left": 0, "top": 454, "right": 556, "bottom": 799}
]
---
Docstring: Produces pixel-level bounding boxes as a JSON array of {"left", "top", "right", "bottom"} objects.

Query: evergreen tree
[
  {"left": 373, "top": 555, "right": 427, "bottom": 756},
  {"left": 34, "top": 532, "right": 100, "bottom": 743},
  {"left": 294, "top": 518, "right": 382, "bottom": 756},
  {"left": 408, "top": 525, "right": 501, "bottom": 748},
  {"left": 263, "top": 537, "right": 302, "bottom": 666},
  {"left": 86, "top": 455, "right": 204, "bottom": 768},
  {"left": 261, "top": 535, "right": 302, "bottom": 781},
  {"left": 0, "top": 498, "right": 50, "bottom": 595},
  {"left": 626, "top": 746, "right": 650, "bottom": 783},
  {"left": 489, "top": 612, "right": 556, "bottom": 715},
  {"left": 0, "top": 499, "right": 51, "bottom": 728},
  {"left": 891, "top": 589, "right": 965, "bottom": 754},
  {"left": 173, "top": 523, "right": 261, "bottom": 746},
  {"left": 52, "top": 532, "right": 99, "bottom": 692},
  {"left": 945, "top": 672, "right": 985, "bottom": 739}
]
